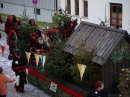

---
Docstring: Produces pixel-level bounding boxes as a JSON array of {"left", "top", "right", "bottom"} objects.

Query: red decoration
[
  {"left": 27, "top": 68, "right": 84, "bottom": 97},
  {"left": 1, "top": 46, "right": 5, "bottom": 56}
]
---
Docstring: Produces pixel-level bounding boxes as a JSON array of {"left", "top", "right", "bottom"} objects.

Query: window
[
  {"left": 1, "top": 3, "right": 3, "bottom": 8},
  {"left": 110, "top": 3, "right": 122, "bottom": 28},
  {"left": 67, "top": 0, "right": 71, "bottom": 14},
  {"left": 75, "top": 0, "right": 79, "bottom": 15},
  {"left": 84, "top": 0, "right": 88, "bottom": 17},
  {"left": 34, "top": 8, "right": 41, "bottom": 15}
]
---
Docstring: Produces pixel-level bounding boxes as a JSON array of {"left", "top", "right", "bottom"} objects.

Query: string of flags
[
  {"left": 0, "top": 45, "right": 85, "bottom": 80},
  {"left": 25, "top": 52, "right": 46, "bottom": 71},
  {"left": 0, "top": 45, "right": 46, "bottom": 71}
]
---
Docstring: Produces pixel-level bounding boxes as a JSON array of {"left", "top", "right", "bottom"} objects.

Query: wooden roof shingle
[{"left": 64, "top": 21, "right": 129, "bottom": 65}]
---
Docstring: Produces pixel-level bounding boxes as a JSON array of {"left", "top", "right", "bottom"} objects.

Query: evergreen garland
[
  {"left": 28, "top": 73, "right": 72, "bottom": 97},
  {"left": 111, "top": 39, "right": 130, "bottom": 64}
]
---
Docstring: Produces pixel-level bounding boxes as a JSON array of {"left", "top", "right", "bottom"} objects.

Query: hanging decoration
[
  {"left": 25, "top": 51, "right": 31, "bottom": 64},
  {"left": 1, "top": 46, "right": 5, "bottom": 56},
  {"left": 40, "top": 55, "right": 46, "bottom": 71},
  {"left": 34, "top": 53, "right": 40, "bottom": 67},
  {"left": 77, "top": 64, "right": 86, "bottom": 81}
]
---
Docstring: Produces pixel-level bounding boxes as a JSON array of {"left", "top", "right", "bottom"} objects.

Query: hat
[{"left": 94, "top": 81, "right": 102, "bottom": 88}]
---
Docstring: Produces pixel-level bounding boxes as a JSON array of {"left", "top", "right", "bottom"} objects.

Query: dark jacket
[{"left": 87, "top": 89, "right": 108, "bottom": 97}]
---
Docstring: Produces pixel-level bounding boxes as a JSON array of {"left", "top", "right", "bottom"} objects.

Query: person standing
[
  {"left": 4, "top": 15, "right": 17, "bottom": 35},
  {"left": 31, "top": 37, "right": 50, "bottom": 54},
  {"left": 87, "top": 81, "right": 108, "bottom": 97},
  {"left": 0, "top": 67, "right": 15, "bottom": 97},
  {"left": 7, "top": 30, "right": 17, "bottom": 60},
  {"left": 29, "top": 19, "right": 35, "bottom": 26},
  {"left": 29, "top": 24, "right": 43, "bottom": 52},
  {"left": 12, "top": 51, "right": 28, "bottom": 93}
]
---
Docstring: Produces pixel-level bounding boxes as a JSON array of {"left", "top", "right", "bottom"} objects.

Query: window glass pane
[
  {"left": 84, "top": 1, "right": 88, "bottom": 16},
  {"left": 118, "top": 20, "right": 122, "bottom": 25},
  {"left": 112, "top": 13, "right": 116, "bottom": 18},
  {"left": 1, "top": 3, "right": 3, "bottom": 8},
  {"left": 118, "top": 7, "right": 122, "bottom": 13},
  {"left": 67, "top": 0, "right": 71, "bottom": 14},
  {"left": 37, "top": 9, "right": 40, "bottom": 15},
  {"left": 118, "top": 13, "right": 122, "bottom": 19},
  {"left": 75, "top": 0, "right": 79, "bottom": 15},
  {"left": 112, "top": 19, "right": 116, "bottom": 24},
  {"left": 113, "top": 6, "right": 116, "bottom": 12}
]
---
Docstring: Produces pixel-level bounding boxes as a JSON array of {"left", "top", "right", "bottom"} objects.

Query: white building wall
[
  {"left": 0, "top": 0, "right": 61, "bottom": 23},
  {"left": 61, "top": 0, "right": 130, "bottom": 34}
]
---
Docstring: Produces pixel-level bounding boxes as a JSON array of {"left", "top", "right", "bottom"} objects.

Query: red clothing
[
  {"left": 31, "top": 42, "right": 50, "bottom": 53},
  {"left": 7, "top": 30, "right": 16, "bottom": 46},
  {"left": 5, "top": 15, "right": 17, "bottom": 35},
  {"left": 0, "top": 15, "right": 2, "bottom": 23},
  {"left": 12, "top": 56, "right": 28, "bottom": 92},
  {"left": 29, "top": 30, "right": 42, "bottom": 47},
  {"left": 0, "top": 73, "right": 14, "bottom": 96}
]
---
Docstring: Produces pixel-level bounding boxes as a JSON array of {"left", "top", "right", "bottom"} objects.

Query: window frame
[
  {"left": 67, "top": 0, "right": 71, "bottom": 14},
  {"left": 110, "top": 3, "right": 122, "bottom": 28},
  {"left": 34, "top": 8, "right": 41, "bottom": 15},
  {"left": 84, "top": 0, "right": 88, "bottom": 17},
  {"left": 75, "top": 0, "right": 79, "bottom": 15},
  {"left": 1, "top": 3, "right": 3, "bottom": 8}
]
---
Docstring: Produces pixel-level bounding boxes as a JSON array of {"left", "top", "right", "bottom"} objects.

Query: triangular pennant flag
[
  {"left": 77, "top": 64, "right": 86, "bottom": 81},
  {"left": 40, "top": 55, "right": 46, "bottom": 71},
  {"left": 1, "top": 46, "right": 5, "bottom": 56},
  {"left": 34, "top": 54, "right": 40, "bottom": 66},
  {"left": 25, "top": 52, "right": 31, "bottom": 64}
]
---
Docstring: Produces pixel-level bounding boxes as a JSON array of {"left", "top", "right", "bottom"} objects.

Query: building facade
[
  {"left": 0, "top": 0, "right": 61, "bottom": 22},
  {"left": 61, "top": 0, "right": 130, "bottom": 34}
]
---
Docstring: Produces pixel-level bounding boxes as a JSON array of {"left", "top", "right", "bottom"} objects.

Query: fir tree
[
  {"left": 70, "top": 45, "right": 100, "bottom": 90},
  {"left": 16, "top": 3, "right": 34, "bottom": 55},
  {"left": 44, "top": 41, "right": 73, "bottom": 81}
]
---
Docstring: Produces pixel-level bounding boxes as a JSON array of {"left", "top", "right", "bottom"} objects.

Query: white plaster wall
[
  {"left": 0, "top": 2, "right": 55, "bottom": 23},
  {"left": 61, "top": 0, "right": 130, "bottom": 34},
  {"left": 57, "top": 0, "right": 61, "bottom": 9}
]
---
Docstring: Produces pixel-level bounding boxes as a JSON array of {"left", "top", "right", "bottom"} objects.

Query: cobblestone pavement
[{"left": 0, "top": 24, "right": 51, "bottom": 97}]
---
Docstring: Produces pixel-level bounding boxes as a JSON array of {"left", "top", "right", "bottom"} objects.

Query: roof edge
[{"left": 81, "top": 21, "right": 127, "bottom": 34}]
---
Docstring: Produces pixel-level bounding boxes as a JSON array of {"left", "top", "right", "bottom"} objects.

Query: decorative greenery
[
  {"left": 44, "top": 41, "right": 73, "bottom": 81},
  {"left": 52, "top": 7, "right": 71, "bottom": 29},
  {"left": 28, "top": 73, "right": 72, "bottom": 97},
  {"left": 16, "top": 24, "right": 34, "bottom": 52},
  {"left": 118, "top": 68, "right": 130, "bottom": 97},
  {"left": 15, "top": 6, "right": 34, "bottom": 55},
  {"left": 43, "top": 7, "right": 77, "bottom": 81},
  {"left": 51, "top": 7, "right": 77, "bottom": 41},
  {"left": 111, "top": 39, "right": 130, "bottom": 64},
  {"left": 70, "top": 45, "right": 100, "bottom": 90}
]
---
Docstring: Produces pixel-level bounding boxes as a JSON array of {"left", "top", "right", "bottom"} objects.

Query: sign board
[
  {"left": 32, "top": 0, "right": 38, "bottom": 5},
  {"left": 50, "top": 82, "right": 57, "bottom": 92}
]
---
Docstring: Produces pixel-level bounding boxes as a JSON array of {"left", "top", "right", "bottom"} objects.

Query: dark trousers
[{"left": 0, "top": 95, "right": 6, "bottom": 97}]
